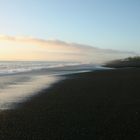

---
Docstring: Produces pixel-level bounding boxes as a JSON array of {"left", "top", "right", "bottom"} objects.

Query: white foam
[
  {"left": 0, "top": 61, "right": 103, "bottom": 110},
  {"left": 0, "top": 74, "right": 62, "bottom": 110},
  {"left": 0, "top": 61, "right": 86, "bottom": 75}
]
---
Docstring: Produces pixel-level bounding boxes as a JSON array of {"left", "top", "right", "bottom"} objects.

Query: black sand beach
[{"left": 0, "top": 68, "right": 140, "bottom": 140}]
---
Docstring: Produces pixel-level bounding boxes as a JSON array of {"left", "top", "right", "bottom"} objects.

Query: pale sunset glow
[
  {"left": 0, "top": 0, "right": 139, "bottom": 62},
  {"left": 0, "top": 35, "right": 136, "bottom": 63},
  {"left": 0, "top": 1, "right": 140, "bottom": 138}
]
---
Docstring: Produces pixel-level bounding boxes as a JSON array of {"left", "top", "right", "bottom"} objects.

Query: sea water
[{"left": 0, "top": 61, "right": 102, "bottom": 110}]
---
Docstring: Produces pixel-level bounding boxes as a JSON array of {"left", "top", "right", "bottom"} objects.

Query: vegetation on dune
[
  {"left": 105, "top": 56, "right": 140, "bottom": 68},
  {"left": 124, "top": 56, "right": 140, "bottom": 61}
]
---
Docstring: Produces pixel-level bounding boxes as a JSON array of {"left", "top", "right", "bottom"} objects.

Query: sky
[{"left": 0, "top": 0, "right": 139, "bottom": 62}]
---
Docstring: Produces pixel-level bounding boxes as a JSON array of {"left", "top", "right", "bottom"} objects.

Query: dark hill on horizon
[{"left": 105, "top": 56, "right": 140, "bottom": 68}]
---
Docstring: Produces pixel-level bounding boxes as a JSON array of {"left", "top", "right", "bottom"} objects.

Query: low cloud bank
[{"left": 0, "top": 35, "right": 137, "bottom": 63}]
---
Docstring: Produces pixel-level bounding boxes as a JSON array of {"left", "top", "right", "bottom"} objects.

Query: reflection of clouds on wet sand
[{"left": 0, "top": 74, "right": 60, "bottom": 110}]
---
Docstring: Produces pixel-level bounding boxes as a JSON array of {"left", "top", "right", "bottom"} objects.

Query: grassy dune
[{"left": 105, "top": 56, "right": 140, "bottom": 68}]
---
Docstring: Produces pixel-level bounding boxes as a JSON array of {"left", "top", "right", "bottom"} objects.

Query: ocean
[{"left": 0, "top": 61, "right": 104, "bottom": 110}]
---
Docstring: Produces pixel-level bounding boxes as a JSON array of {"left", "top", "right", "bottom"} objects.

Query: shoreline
[{"left": 0, "top": 68, "right": 140, "bottom": 139}]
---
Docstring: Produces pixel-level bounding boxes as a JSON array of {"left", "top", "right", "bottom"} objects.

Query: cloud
[
  {"left": 0, "top": 35, "right": 80, "bottom": 53},
  {"left": 0, "top": 35, "right": 137, "bottom": 63}
]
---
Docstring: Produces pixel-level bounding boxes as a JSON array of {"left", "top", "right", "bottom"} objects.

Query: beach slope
[{"left": 0, "top": 68, "right": 140, "bottom": 140}]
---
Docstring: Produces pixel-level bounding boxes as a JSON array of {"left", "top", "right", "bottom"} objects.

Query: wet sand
[{"left": 0, "top": 68, "right": 140, "bottom": 140}]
